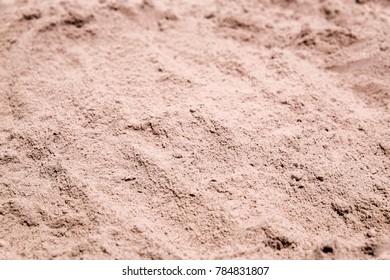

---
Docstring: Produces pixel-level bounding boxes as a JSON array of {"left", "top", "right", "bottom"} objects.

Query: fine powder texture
[{"left": 0, "top": 0, "right": 389, "bottom": 259}]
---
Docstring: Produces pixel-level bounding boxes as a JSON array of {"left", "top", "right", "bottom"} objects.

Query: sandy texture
[{"left": 0, "top": 0, "right": 389, "bottom": 259}]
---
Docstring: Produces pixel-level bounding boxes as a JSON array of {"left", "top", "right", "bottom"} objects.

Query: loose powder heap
[{"left": 0, "top": 0, "right": 389, "bottom": 259}]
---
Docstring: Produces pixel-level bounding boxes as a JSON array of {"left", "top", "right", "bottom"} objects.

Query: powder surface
[{"left": 0, "top": 0, "right": 389, "bottom": 259}]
